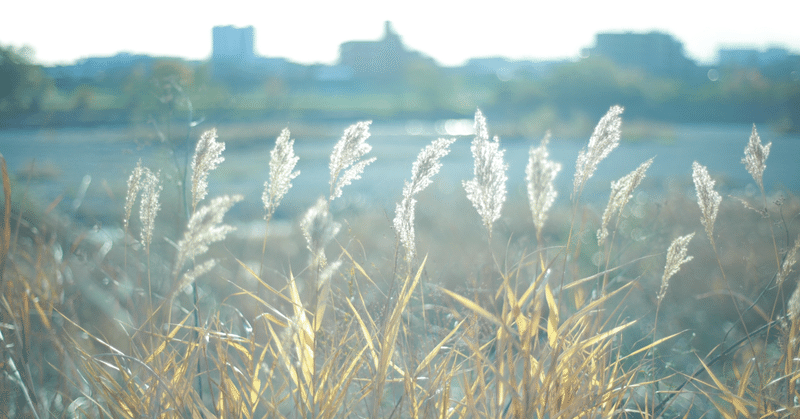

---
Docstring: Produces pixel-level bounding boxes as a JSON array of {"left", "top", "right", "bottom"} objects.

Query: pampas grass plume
[
  {"left": 463, "top": 109, "right": 508, "bottom": 238},
  {"left": 658, "top": 232, "right": 695, "bottom": 301},
  {"left": 597, "top": 157, "right": 653, "bottom": 246},
  {"left": 526, "top": 132, "right": 561, "bottom": 240},
  {"left": 573, "top": 105, "right": 623, "bottom": 199},
  {"left": 329, "top": 121, "right": 376, "bottom": 202},
  {"left": 742, "top": 124, "right": 771, "bottom": 191},
  {"left": 301, "top": 197, "right": 341, "bottom": 268},
  {"left": 191, "top": 128, "right": 226, "bottom": 211},
  {"left": 173, "top": 194, "right": 242, "bottom": 278},
  {"left": 139, "top": 169, "right": 162, "bottom": 250},
  {"left": 692, "top": 161, "right": 722, "bottom": 243},
  {"left": 263, "top": 128, "right": 300, "bottom": 219},
  {"left": 124, "top": 159, "right": 144, "bottom": 232},
  {"left": 394, "top": 137, "right": 456, "bottom": 260}
]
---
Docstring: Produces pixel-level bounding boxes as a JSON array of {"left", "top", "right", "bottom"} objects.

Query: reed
[{"left": 1, "top": 107, "right": 798, "bottom": 418}]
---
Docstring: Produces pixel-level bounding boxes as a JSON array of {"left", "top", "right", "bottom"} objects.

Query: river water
[{"left": 1, "top": 120, "right": 798, "bottom": 227}]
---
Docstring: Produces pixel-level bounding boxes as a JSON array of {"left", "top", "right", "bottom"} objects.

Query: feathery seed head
[
  {"left": 173, "top": 194, "right": 242, "bottom": 278},
  {"left": 789, "top": 283, "right": 800, "bottom": 322},
  {"left": 777, "top": 236, "right": 800, "bottom": 286},
  {"left": 742, "top": 124, "right": 771, "bottom": 191},
  {"left": 394, "top": 137, "right": 456, "bottom": 260},
  {"left": 263, "top": 128, "right": 300, "bottom": 219},
  {"left": 597, "top": 157, "right": 654, "bottom": 246},
  {"left": 124, "top": 159, "right": 144, "bottom": 231},
  {"left": 329, "top": 121, "right": 376, "bottom": 201},
  {"left": 301, "top": 197, "right": 341, "bottom": 268},
  {"left": 526, "top": 132, "right": 561, "bottom": 238},
  {"left": 474, "top": 108, "right": 488, "bottom": 141},
  {"left": 139, "top": 169, "right": 162, "bottom": 250},
  {"left": 191, "top": 128, "right": 226, "bottom": 210},
  {"left": 463, "top": 109, "right": 508, "bottom": 238},
  {"left": 692, "top": 161, "right": 722, "bottom": 243},
  {"left": 658, "top": 232, "right": 695, "bottom": 301},
  {"left": 573, "top": 105, "right": 624, "bottom": 198}
]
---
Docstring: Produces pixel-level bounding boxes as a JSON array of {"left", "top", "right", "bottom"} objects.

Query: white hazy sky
[{"left": 2, "top": 0, "right": 799, "bottom": 66}]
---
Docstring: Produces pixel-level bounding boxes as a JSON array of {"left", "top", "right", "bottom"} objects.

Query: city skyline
[{"left": 2, "top": 0, "right": 799, "bottom": 67}]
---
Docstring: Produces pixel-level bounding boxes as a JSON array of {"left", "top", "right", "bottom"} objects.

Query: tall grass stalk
[
  {"left": 4, "top": 106, "right": 800, "bottom": 418},
  {"left": 260, "top": 128, "right": 300, "bottom": 277}
]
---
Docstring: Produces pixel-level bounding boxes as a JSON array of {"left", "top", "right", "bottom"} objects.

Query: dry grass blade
[
  {"left": 372, "top": 255, "right": 426, "bottom": 417},
  {"left": 0, "top": 154, "right": 9, "bottom": 268}
]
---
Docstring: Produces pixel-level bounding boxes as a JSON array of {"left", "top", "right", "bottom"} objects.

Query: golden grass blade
[
  {"left": 326, "top": 346, "right": 367, "bottom": 416},
  {"left": 413, "top": 318, "right": 465, "bottom": 377},
  {"left": 288, "top": 272, "right": 315, "bottom": 389},
  {"left": 0, "top": 154, "right": 10, "bottom": 264},
  {"left": 545, "top": 283, "right": 559, "bottom": 349},
  {"left": 233, "top": 256, "right": 292, "bottom": 304},
  {"left": 373, "top": 255, "right": 426, "bottom": 416},
  {"left": 696, "top": 356, "right": 751, "bottom": 416},
  {"left": 346, "top": 296, "right": 378, "bottom": 368},
  {"left": 143, "top": 311, "right": 193, "bottom": 365},
  {"left": 441, "top": 287, "right": 502, "bottom": 326},
  {"left": 618, "top": 330, "right": 684, "bottom": 361}
]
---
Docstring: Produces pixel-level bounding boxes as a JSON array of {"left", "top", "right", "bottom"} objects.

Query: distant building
[
  {"left": 212, "top": 25, "right": 255, "bottom": 63},
  {"left": 338, "top": 21, "right": 434, "bottom": 79},
  {"left": 718, "top": 47, "right": 791, "bottom": 67},
  {"left": 585, "top": 32, "right": 696, "bottom": 78}
]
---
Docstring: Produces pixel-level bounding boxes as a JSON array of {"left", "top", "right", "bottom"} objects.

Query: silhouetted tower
[{"left": 212, "top": 26, "right": 255, "bottom": 63}]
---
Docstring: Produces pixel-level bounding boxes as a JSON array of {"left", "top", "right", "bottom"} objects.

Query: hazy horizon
[{"left": 3, "top": 0, "right": 799, "bottom": 67}]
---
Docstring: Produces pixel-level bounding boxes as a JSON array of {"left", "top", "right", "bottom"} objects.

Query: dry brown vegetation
[{"left": 1, "top": 109, "right": 799, "bottom": 418}]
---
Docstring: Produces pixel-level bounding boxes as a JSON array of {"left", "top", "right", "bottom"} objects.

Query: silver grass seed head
[
  {"left": 573, "top": 105, "right": 624, "bottom": 198},
  {"left": 789, "top": 283, "right": 800, "bottom": 322},
  {"left": 174, "top": 194, "right": 242, "bottom": 277},
  {"left": 463, "top": 109, "right": 508, "bottom": 238},
  {"left": 742, "top": 124, "right": 771, "bottom": 191},
  {"left": 658, "top": 232, "right": 695, "bottom": 301},
  {"left": 597, "top": 157, "right": 654, "bottom": 246},
  {"left": 177, "top": 259, "right": 217, "bottom": 294},
  {"left": 692, "top": 162, "right": 722, "bottom": 243},
  {"left": 474, "top": 108, "right": 488, "bottom": 141},
  {"left": 263, "top": 128, "right": 300, "bottom": 219},
  {"left": 124, "top": 159, "right": 144, "bottom": 231},
  {"left": 191, "top": 128, "right": 226, "bottom": 209},
  {"left": 526, "top": 132, "right": 561, "bottom": 237},
  {"left": 139, "top": 169, "right": 162, "bottom": 249},
  {"left": 394, "top": 137, "right": 456, "bottom": 260},
  {"left": 301, "top": 197, "right": 341, "bottom": 267},
  {"left": 329, "top": 121, "right": 376, "bottom": 201},
  {"left": 777, "top": 236, "right": 800, "bottom": 287}
]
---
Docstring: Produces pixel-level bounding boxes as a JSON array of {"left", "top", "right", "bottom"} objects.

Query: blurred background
[{"left": 1, "top": 1, "right": 799, "bottom": 225}]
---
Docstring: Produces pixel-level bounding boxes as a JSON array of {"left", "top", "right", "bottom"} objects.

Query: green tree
[{"left": 0, "top": 45, "right": 50, "bottom": 115}]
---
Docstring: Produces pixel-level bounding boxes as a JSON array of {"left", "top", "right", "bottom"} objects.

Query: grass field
[{"left": 1, "top": 106, "right": 799, "bottom": 418}]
